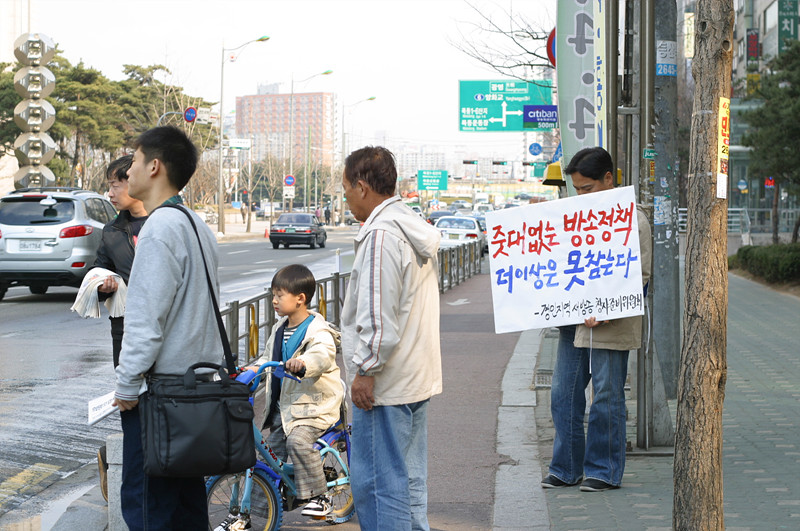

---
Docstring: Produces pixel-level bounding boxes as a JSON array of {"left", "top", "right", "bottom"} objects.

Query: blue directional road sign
[
  {"left": 459, "top": 80, "right": 553, "bottom": 132},
  {"left": 529, "top": 143, "right": 543, "bottom": 156}
]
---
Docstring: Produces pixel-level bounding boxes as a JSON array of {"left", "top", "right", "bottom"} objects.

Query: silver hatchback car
[{"left": 0, "top": 187, "right": 117, "bottom": 301}]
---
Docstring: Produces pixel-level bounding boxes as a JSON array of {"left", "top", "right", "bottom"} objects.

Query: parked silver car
[
  {"left": 0, "top": 187, "right": 117, "bottom": 301},
  {"left": 434, "top": 215, "right": 487, "bottom": 256}
]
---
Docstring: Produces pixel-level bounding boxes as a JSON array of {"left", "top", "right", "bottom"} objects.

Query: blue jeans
[
  {"left": 120, "top": 407, "right": 209, "bottom": 530},
  {"left": 548, "top": 325, "right": 629, "bottom": 486},
  {"left": 350, "top": 400, "right": 429, "bottom": 531}
]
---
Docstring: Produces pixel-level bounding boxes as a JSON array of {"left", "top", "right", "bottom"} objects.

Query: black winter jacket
[{"left": 93, "top": 210, "right": 144, "bottom": 285}]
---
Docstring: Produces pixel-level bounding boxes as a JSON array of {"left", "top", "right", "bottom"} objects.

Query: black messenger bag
[{"left": 139, "top": 205, "right": 256, "bottom": 477}]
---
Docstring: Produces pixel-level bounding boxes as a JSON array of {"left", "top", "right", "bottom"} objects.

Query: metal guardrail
[
  {"left": 678, "top": 207, "right": 799, "bottom": 235},
  {"left": 220, "top": 240, "right": 483, "bottom": 364}
]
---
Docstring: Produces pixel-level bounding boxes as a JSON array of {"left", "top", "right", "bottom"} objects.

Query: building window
[{"left": 764, "top": 1, "right": 778, "bottom": 33}]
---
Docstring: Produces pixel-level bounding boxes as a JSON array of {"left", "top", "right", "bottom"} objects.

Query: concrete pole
[
  {"left": 305, "top": 125, "right": 311, "bottom": 212},
  {"left": 637, "top": 0, "right": 675, "bottom": 449},
  {"left": 217, "top": 46, "right": 226, "bottom": 234},
  {"left": 638, "top": 0, "right": 655, "bottom": 450},
  {"left": 246, "top": 142, "right": 252, "bottom": 233},
  {"left": 289, "top": 75, "right": 295, "bottom": 212},
  {"left": 340, "top": 110, "right": 347, "bottom": 226},
  {"left": 606, "top": 0, "right": 619, "bottom": 163},
  {"left": 289, "top": 75, "right": 294, "bottom": 185},
  {"left": 653, "top": 0, "right": 681, "bottom": 400}
]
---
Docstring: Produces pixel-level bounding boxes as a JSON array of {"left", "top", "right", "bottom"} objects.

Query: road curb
[{"left": 493, "top": 328, "right": 550, "bottom": 530}]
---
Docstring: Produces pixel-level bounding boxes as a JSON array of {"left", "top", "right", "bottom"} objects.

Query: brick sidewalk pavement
[{"left": 532, "top": 273, "right": 800, "bottom": 530}]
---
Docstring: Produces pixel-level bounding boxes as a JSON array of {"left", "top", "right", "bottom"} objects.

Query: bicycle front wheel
[
  {"left": 207, "top": 470, "right": 282, "bottom": 531},
  {"left": 323, "top": 446, "right": 354, "bottom": 524}
]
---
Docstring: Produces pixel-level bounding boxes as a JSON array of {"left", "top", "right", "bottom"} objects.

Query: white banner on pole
[{"left": 486, "top": 186, "right": 644, "bottom": 333}]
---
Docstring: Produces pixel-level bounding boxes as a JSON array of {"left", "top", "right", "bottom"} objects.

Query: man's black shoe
[
  {"left": 580, "top": 478, "right": 620, "bottom": 492},
  {"left": 541, "top": 474, "right": 580, "bottom": 488}
]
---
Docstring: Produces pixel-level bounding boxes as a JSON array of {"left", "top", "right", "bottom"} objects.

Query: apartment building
[{"left": 235, "top": 84, "right": 335, "bottom": 169}]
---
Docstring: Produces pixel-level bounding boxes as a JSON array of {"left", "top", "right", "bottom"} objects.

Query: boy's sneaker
[
  {"left": 541, "top": 474, "right": 580, "bottom": 488},
  {"left": 301, "top": 495, "right": 333, "bottom": 517},
  {"left": 96, "top": 445, "right": 108, "bottom": 502},
  {"left": 580, "top": 478, "right": 619, "bottom": 492},
  {"left": 213, "top": 513, "right": 251, "bottom": 531}
]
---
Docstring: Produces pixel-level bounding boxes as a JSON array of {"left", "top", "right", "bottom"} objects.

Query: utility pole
[
  {"left": 246, "top": 140, "right": 252, "bottom": 233},
  {"left": 653, "top": 0, "right": 682, "bottom": 399},
  {"left": 636, "top": 0, "right": 674, "bottom": 450}
]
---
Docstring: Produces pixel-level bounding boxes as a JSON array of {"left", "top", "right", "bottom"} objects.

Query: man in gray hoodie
[
  {"left": 341, "top": 146, "right": 442, "bottom": 530},
  {"left": 113, "top": 126, "right": 219, "bottom": 530}
]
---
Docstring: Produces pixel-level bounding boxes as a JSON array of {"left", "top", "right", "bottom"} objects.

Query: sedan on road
[
  {"left": 434, "top": 215, "right": 486, "bottom": 256},
  {"left": 269, "top": 213, "right": 327, "bottom": 249},
  {"left": 426, "top": 209, "right": 458, "bottom": 225}
]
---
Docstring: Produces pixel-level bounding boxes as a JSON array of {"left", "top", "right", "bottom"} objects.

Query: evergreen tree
[{"left": 741, "top": 40, "right": 800, "bottom": 242}]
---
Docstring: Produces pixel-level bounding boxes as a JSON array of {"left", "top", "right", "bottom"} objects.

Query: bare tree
[
  {"left": 673, "top": 1, "right": 734, "bottom": 529},
  {"left": 451, "top": 1, "right": 554, "bottom": 83}
]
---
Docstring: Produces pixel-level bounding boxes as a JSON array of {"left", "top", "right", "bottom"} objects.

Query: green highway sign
[
  {"left": 417, "top": 170, "right": 448, "bottom": 191},
  {"left": 459, "top": 80, "right": 553, "bottom": 132}
]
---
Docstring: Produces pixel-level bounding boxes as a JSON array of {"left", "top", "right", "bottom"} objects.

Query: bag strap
[{"left": 157, "top": 204, "right": 237, "bottom": 375}]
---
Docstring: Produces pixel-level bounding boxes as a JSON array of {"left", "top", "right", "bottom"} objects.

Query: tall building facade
[
  {"left": 727, "top": 0, "right": 799, "bottom": 218},
  {"left": 235, "top": 87, "right": 335, "bottom": 169},
  {"left": 732, "top": 0, "right": 798, "bottom": 84}
]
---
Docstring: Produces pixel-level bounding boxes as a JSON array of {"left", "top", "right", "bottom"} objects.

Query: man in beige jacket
[
  {"left": 540, "top": 147, "right": 652, "bottom": 493},
  {"left": 340, "top": 146, "right": 442, "bottom": 530}
]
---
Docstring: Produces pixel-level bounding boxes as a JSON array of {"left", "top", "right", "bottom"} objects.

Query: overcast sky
[{"left": 13, "top": 0, "right": 556, "bottom": 159}]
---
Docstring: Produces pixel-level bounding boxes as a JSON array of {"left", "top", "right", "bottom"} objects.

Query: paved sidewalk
[
  {"left": 532, "top": 273, "right": 800, "bottom": 530},
  {"left": 47, "top": 273, "right": 800, "bottom": 530}
]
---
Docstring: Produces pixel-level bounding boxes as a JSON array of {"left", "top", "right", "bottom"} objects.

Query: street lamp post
[
  {"left": 289, "top": 70, "right": 332, "bottom": 213},
  {"left": 217, "top": 35, "right": 269, "bottom": 235},
  {"left": 338, "top": 96, "right": 376, "bottom": 225}
]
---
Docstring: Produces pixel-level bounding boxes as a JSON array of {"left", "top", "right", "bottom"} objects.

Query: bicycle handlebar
[{"left": 236, "top": 361, "right": 306, "bottom": 392}]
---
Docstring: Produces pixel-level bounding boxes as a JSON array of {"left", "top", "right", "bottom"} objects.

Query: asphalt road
[{"left": 0, "top": 231, "right": 356, "bottom": 522}]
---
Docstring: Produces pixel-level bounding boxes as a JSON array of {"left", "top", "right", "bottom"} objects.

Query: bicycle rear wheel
[
  {"left": 207, "top": 470, "right": 282, "bottom": 531},
  {"left": 321, "top": 441, "right": 354, "bottom": 524}
]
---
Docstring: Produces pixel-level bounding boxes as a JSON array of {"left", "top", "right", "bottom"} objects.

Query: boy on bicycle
[{"left": 248, "top": 264, "right": 343, "bottom": 517}]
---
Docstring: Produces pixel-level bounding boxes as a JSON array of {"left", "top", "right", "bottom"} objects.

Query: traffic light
[
  {"left": 492, "top": 161, "right": 507, "bottom": 165},
  {"left": 462, "top": 160, "right": 478, "bottom": 165},
  {"left": 13, "top": 33, "right": 57, "bottom": 189}
]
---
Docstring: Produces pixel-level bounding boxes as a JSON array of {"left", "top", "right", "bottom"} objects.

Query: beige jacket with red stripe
[{"left": 341, "top": 196, "right": 443, "bottom": 406}]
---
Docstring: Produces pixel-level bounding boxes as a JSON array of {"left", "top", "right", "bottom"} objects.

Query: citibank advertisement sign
[{"left": 523, "top": 105, "right": 558, "bottom": 130}]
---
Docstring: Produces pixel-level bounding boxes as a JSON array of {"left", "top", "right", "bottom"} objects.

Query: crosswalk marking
[{"left": 0, "top": 463, "right": 61, "bottom": 508}]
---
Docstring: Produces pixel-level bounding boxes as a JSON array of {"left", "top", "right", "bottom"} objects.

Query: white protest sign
[{"left": 486, "top": 186, "right": 644, "bottom": 333}]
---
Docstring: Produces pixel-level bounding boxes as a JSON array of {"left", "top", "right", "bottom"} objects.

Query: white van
[{"left": 473, "top": 203, "right": 494, "bottom": 214}]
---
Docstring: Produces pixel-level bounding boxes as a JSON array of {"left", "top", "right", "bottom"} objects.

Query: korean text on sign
[{"left": 486, "top": 186, "right": 644, "bottom": 333}]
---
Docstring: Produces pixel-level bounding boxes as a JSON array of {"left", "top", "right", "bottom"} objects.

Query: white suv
[{"left": 0, "top": 187, "right": 117, "bottom": 301}]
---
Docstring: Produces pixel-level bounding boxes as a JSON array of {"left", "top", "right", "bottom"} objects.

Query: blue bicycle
[{"left": 206, "top": 361, "right": 354, "bottom": 530}]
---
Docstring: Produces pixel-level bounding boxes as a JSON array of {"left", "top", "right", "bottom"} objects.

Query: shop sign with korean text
[{"left": 486, "top": 186, "right": 644, "bottom": 333}]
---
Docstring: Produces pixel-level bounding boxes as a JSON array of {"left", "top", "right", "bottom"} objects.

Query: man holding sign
[{"left": 540, "top": 147, "right": 651, "bottom": 492}]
